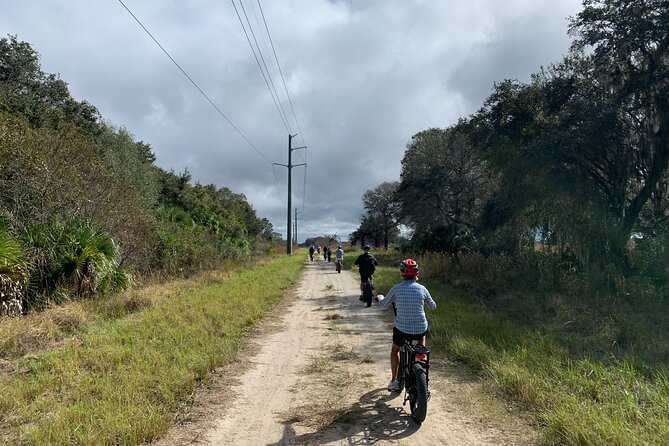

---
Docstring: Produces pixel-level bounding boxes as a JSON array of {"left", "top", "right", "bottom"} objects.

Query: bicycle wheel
[
  {"left": 396, "top": 350, "right": 406, "bottom": 392},
  {"left": 409, "top": 363, "right": 428, "bottom": 423},
  {"left": 364, "top": 281, "right": 373, "bottom": 307}
]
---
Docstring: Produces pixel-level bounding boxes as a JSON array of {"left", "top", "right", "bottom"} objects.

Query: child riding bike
[
  {"left": 354, "top": 245, "right": 377, "bottom": 301},
  {"left": 375, "top": 259, "right": 436, "bottom": 391},
  {"left": 335, "top": 245, "right": 344, "bottom": 272}
]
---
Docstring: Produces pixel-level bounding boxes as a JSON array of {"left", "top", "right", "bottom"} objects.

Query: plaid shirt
[{"left": 378, "top": 279, "right": 436, "bottom": 334}]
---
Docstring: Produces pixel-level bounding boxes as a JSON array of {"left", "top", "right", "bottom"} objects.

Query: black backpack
[{"left": 359, "top": 254, "right": 377, "bottom": 275}]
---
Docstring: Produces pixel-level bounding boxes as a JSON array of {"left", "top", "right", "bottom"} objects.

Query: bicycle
[
  {"left": 396, "top": 338, "right": 430, "bottom": 423},
  {"left": 360, "top": 277, "right": 374, "bottom": 307},
  {"left": 335, "top": 259, "right": 343, "bottom": 273},
  {"left": 390, "top": 302, "right": 430, "bottom": 423}
]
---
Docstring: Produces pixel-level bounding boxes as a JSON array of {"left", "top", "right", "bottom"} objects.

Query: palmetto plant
[
  {"left": 20, "top": 220, "right": 131, "bottom": 307},
  {"left": 55, "top": 221, "right": 132, "bottom": 297},
  {"left": 0, "top": 222, "right": 29, "bottom": 281},
  {"left": 0, "top": 219, "right": 29, "bottom": 315}
]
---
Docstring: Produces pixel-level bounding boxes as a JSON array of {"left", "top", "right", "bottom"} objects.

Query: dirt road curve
[{"left": 154, "top": 259, "right": 537, "bottom": 445}]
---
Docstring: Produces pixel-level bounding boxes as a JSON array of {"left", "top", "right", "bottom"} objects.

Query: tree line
[
  {"left": 354, "top": 0, "right": 669, "bottom": 284},
  {"left": 0, "top": 35, "right": 275, "bottom": 313}
]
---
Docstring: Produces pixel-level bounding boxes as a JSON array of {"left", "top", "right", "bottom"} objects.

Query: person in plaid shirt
[{"left": 375, "top": 259, "right": 436, "bottom": 391}]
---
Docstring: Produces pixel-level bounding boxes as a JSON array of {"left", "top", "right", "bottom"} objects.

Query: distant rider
[
  {"left": 354, "top": 245, "right": 378, "bottom": 300},
  {"left": 335, "top": 245, "right": 344, "bottom": 264},
  {"left": 375, "top": 259, "right": 436, "bottom": 391}
]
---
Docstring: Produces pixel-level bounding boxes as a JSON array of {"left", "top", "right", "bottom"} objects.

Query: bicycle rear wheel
[
  {"left": 409, "top": 363, "right": 428, "bottom": 423},
  {"left": 364, "top": 281, "right": 373, "bottom": 307}
]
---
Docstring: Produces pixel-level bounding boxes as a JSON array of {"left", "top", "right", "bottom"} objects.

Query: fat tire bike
[
  {"left": 392, "top": 303, "right": 430, "bottom": 424},
  {"left": 396, "top": 339, "right": 430, "bottom": 423},
  {"left": 361, "top": 277, "right": 374, "bottom": 307}
]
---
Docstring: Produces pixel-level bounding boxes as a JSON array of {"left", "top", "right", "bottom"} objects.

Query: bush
[{"left": 15, "top": 220, "right": 131, "bottom": 309}]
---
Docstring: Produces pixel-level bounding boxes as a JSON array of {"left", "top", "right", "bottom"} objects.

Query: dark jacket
[{"left": 354, "top": 252, "right": 378, "bottom": 276}]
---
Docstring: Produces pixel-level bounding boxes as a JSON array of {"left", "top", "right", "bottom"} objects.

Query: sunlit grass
[
  {"left": 372, "top": 253, "right": 669, "bottom": 446},
  {"left": 0, "top": 253, "right": 305, "bottom": 445}
]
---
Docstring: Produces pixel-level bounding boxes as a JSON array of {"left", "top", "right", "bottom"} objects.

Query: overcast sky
[{"left": 2, "top": 0, "right": 583, "bottom": 241}]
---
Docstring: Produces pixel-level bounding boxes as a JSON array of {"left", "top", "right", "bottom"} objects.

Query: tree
[
  {"left": 350, "top": 215, "right": 386, "bottom": 248},
  {"left": 570, "top": 0, "right": 669, "bottom": 251},
  {"left": 96, "top": 124, "right": 160, "bottom": 211},
  {"left": 0, "top": 35, "right": 102, "bottom": 136},
  {"left": 471, "top": 1, "right": 669, "bottom": 266},
  {"left": 362, "top": 181, "right": 401, "bottom": 249},
  {"left": 397, "top": 126, "right": 493, "bottom": 253}
]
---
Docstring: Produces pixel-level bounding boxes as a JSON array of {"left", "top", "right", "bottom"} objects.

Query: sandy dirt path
[{"left": 154, "top": 258, "right": 537, "bottom": 445}]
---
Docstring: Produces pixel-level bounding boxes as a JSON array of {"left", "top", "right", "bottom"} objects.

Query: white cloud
[{"left": 1, "top": 0, "right": 583, "bottom": 241}]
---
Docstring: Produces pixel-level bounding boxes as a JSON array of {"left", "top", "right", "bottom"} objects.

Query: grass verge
[
  {"left": 0, "top": 253, "right": 304, "bottom": 445},
  {"left": 371, "top": 254, "right": 669, "bottom": 446}
]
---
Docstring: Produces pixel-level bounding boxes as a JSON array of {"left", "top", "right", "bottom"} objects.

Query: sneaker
[{"left": 387, "top": 380, "right": 399, "bottom": 391}]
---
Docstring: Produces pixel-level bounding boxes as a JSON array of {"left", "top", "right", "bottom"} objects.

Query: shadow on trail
[{"left": 269, "top": 388, "right": 420, "bottom": 445}]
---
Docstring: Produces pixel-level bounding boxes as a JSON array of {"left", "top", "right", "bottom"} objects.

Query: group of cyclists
[
  {"left": 308, "top": 244, "right": 344, "bottom": 264},
  {"left": 309, "top": 243, "right": 436, "bottom": 394}
]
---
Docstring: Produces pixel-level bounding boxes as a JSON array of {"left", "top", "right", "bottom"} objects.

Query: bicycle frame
[{"left": 398, "top": 340, "right": 430, "bottom": 391}]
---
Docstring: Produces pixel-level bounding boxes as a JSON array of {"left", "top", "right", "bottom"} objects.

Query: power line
[
  {"left": 117, "top": 0, "right": 274, "bottom": 165},
  {"left": 116, "top": 0, "right": 282, "bottom": 198},
  {"left": 272, "top": 164, "right": 283, "bottom": 201},
  {"left": 243, "top": 0, "right": 293, "bottom": 133},
  {"left": 256, "top": 0, "right": 308, "bottom": 205},
  {"left": 257, "top": 0, "right": 307, "bottom": 152},
  {"left": 230, "top": 0, "right": 291, "bottom": 134}
]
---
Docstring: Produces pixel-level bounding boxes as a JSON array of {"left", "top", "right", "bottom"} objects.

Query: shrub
[{"left": 17, "top": 220, "right": 131, "bottom": 309}]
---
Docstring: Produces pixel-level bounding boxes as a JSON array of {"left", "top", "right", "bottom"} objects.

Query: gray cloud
[{"left": 1, "top": 0, "right": 583, "bottom": 240}]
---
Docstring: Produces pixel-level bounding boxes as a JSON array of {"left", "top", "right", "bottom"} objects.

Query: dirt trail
[{"left": 154, "top": 259, "right": 537, "bottom": 445}]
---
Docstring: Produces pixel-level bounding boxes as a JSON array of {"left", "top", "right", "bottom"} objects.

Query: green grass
[
  {"left": 371, "top": 253, "right": 669, "bottom": 446},
  {"left": 0, "top": 253, "right": 305, "bottom": 445}
]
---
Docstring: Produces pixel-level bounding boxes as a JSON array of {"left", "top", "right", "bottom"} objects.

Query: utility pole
[
  {"left": 294, "top": 208, "right": 303, "bottom": 243},
  {"left": 274, "top": 134, "right": 306, "bottom": 255}
]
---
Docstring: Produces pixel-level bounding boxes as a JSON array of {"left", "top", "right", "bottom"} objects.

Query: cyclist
[
  {"left": 354, "top": 244, "right": 378, "bottom": 300},
  {"left": 335, "top": 245, "right": 344, "bottom": 264},
  {"left": 335, "top": 245, "right": 344, "bottom": 272},
  {"left": 375, "top": 259, "right": 436, "bottom": 391}
]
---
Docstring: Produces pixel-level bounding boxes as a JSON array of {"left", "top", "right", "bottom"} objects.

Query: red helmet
[{"left": 399, "top": 259, "right": 419, "bottom": 277}]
